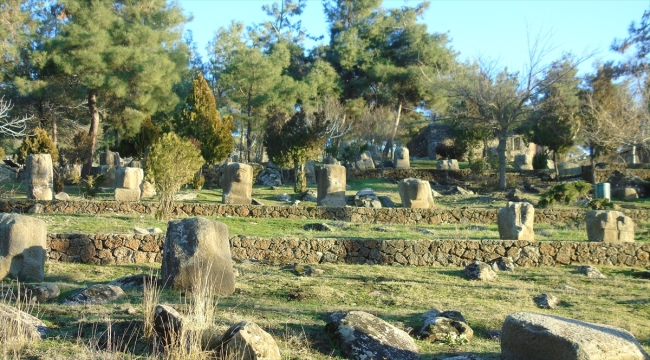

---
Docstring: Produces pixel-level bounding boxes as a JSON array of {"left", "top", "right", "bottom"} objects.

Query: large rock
[
  {"left": 354, "top": 188, "right": 382, "bottom": 208},
  {"left": 501, "top": 312, "right": 649, "bottom": 360},
  {"left": 498, "top": 202, "right": 535, "bottom": 241},
  {"left": 325, "top": 311, "right": 419, "bottom": 360},
  {"left": 418, "top": 309, "right": 474, "bottom": 343},
  {"left": 305, "top": 161, "right": 316, "bottom": 184},
  {"left": 398, "top": 178, "right": 434, "bottom": 209},
  {"left": 607, "top": 171, "right": 650, "bottom": 198},
  {"left": 558, "top": 162, "right": 582, "bottom": 178},
  {"left": 54, "top": 192, "right": 70, "bottom": 201},
  {"left": 115, "top": 188, "right": 141, "bottom": 202},
  {"left": 256, "top": 167, "right": 282, "bottom": 186},
  {"left": 222, "top": 163, "right": 253, "bottom": 205},
  {"left": 586, "top": 210, "right": 634, "bottom": 242},
  {"left": 464, "top": 261, "right": 497, "bottom": 281},
  {"left": 514, "top": 153, "right": 534, "bottom": 171},
  {"left": 115, "top": 167, "right": 143, "bottom": 190},
  {"left": 0, "top": 214, "right": 46, "bottom": 282},
  {"left": 141, "top": 181, "right": 156, "bottom": 199},
  {"left": 99, "top": 151, "right": 120, "bottom": 167},
  {"left": 64, "top": 284, "right": 126, "bottom": 305},
  {"left": 161, "top": 217, "right": 235, "bottom": 294},
  {"left": 612, "top": 187, "right": 639, "bottom": 201},
  {"left": 437, "top": 159, "right": 460, "bottom": 170},
  {"left": 217, "top": 321, "right": 281, "bottom": 360},
  {"left": 0, "top": 303, "right": 48, "bottom": 340},
  {"left": 576, "top": 265, "right": 607, "bottom": 279},
  {"left": 394, "top": 147, "right": 410, "bottom": 169},
  {"left": 154, "top": 304, "right": 184, "bottom": 346},
  {"left": 354, "top": 152, "right": 375, "bottom": 170},
  {"left": 25, "top": 154, "right": 53, "bottom": 200},
  {"left": 26, "top": 283, "right": 60, "bottom": 303},
  {"left": 316, "top": 165, "right": 346, "bottom": 207}
]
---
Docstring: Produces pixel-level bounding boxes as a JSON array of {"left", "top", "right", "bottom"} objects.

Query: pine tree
[{"left": 177, "top": 72, "right": 233, "bottom": 164}]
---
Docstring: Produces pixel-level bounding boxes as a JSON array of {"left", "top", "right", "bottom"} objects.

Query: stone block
[
  {"left": 586, "top": 210, "right": 634, "bottom": 242},
  {"left": 437, "top": 159, "right": 459, "bottom": 170},
  {"left": 398, "top": 178, "right": 434, "bottom": 209},
  {"left": 161, "top": 217, "right": 235, "bottom": 294},
  {"left": 316, "top": 165, "right": 346, "bottom": 207},
  {"left": 222, "top": 163, "right": 253, "bottom": 205},
  {"left": 514, "top": 153, "right": 533, "bottom": 171},
  {"left": 0, "top": 214, "right": 46, "bottom": 281},
  {"left": 115, "top": 167, "right": 144, "bottom": 190},
  {"left": 558, "top": 162, "right": 582, "bottom": 177},
  {"left": 25, "top": 154, "right": 53, "bottom": 200},
  {"left": 115, "top": 188, "right": 141, "bottom": 202},
  {"left": 498, "top": 202, "right": 534, "bottom": 241},
  {"left": 394, "top": 147, "right": 410, "bottom": 169},
  {"left": 612, "top": 187, "right": 638, "bottom": 201}
]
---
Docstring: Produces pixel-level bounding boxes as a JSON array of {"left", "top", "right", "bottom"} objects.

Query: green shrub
[
  {"left": 589, "top": 198, "right": 615, "bottom": 210},
  {"left": 340, "top": 142, "right": 369, "bottom": 163},
  {"left": 192, "top": 172, "right": 205, "bottom": 190},
  {"left": 532, "top": 153, "right": 549, "bottom": 170},
  {"left": 17, "top": 128, "right": 58, "bottom": 164},
  {"left": 61, "top": 131, "right": 93, "bottom": 165},
  {"left": 469, "top": 158, "right": 488, "bottom": 175},
  {"left": 538, "top": 181, "right": 593, "bottom": 208}
]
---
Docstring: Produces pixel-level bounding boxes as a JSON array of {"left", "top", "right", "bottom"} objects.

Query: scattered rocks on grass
[
  {"left": 489, "top": 257, "right": 516, "bottom": 272},
  {"left": 64, "top": 284, "right": 126, "bottom": 305},
  {"left": 418, "top": 309, "right": 473, "bottom": 343},
  {"left": 0, "top": 303, "right": 48, "bottom": 340},
  {"left": 501, "top": 312, "right": 649, "bottom": 360},
  {"left": 325, "top": 311, "right": 419, "bottom": 360},
  {"left": 303, "top": 223, "right": 332, "bottom": 232},
  {"left": 533, "top": 293, "right": 560, "bottom": 309},
  {"left": 576, "top": 265, "right": 607, "bottom": 279},
  {"left": 560, "top": 284, "right": 578, "bottom": 291},
  {"left": 373, "top": 226, "right": 396, "bottom": 232},
  {"left": 299, "top": 190, "right": 317, "bottom": 202},
  {"left": 292, "top": 264, "right": 324, "bottom": 277},
  {"left": 217, "top": 321, "right": 281, "bottom": 360},
  {"left": 256, "top": 168, "right": 282, "bottom": 187},
  {"left": 464, "top": 261, "right": 497, "bottom": 281},
  {"left": 173, "top": 192, "right": 197, "bottom": 201},
  {"left": 452, "top": 186, "right": 474, "bottom": 196}
]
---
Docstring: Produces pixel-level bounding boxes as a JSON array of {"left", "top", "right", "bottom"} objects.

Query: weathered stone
[
  {"left": 558, "top": 162, "right": 582, "bottom": 178},
  {"left": 316, "top": 165, "right": 346, "bottom": 207},
  {"left": 223, "top": 163, "right": 253, "bottom": 205},
  {"left": 292, "top": 264, "right": 324, "bottom": 276},
  {"left": 354, "top": 188, "right": 382, "bottom": 208},
  {"left": 154, "top": 304, "right": 183, "bottom": 346},
  {"left": 464, "top": 261, "right": 497, "bottom": 281},
  {"left": 576, "top": 265, "right": 607, "bottom": 279},
  {"left": 379, "top": 196, "right": 396, "bottom": 208},
  {"left": 452, "top": 186, "right": 474, "bottom": 196},
  {"left": 586, "top": 210, "right": 634, "bottom": 242},
  {"left": 394, "top": 147, "right": 410, "bottom": 169},
  {"left": 0, "top": 303, "right": 48, "bottom": 340},
  {"left": 256, "top": 167, "right": 282, "bottom": 186},
  {"left": 54, "top": 192, "right": 70, "bottom": 201},
  {"left": 64, "top": 284, "right": 126, "bottom": 305},
  {"left": 612, "top": 187, "right": 639, "bottom": 201},
  {"left": 161, "top": 217, "right": 235, "bottom": 294},
  {"left": 501, "top": 312, "right": 649, "bottom": 360},
  {"left": 489, "top": 256, "right": 516, "bottom": 272},
  {"left": 110, "top": 274, "right": 158, "bottom": 289},
  {"left": 141, "top": 181, "right": 156, "bottom": 199},
  {"left": 514, "top": 153, "right": 533, "bottom": 171},
  {"left": 99, "top": 151, "right": 120, "bottom": 167},
  {"left": 437, "top": 159, "right": 460, "bottom": 170},
  {"left": 303, "top": 223, "right": 333, "bottom": 232},
  {"left": 115, "top": 167, "right": 143, "bottom": 190},
  {"left": 0, "top": 214, "right": 46, "bottom": 282},
  {"left": 26, "top": 283, "right": 60, "bottom": 303},
  {"left": 115, "top": 188, "right": 141, "bottom": 202},
  {"left": 217, "top": 321, "right": 281, "bottom": 360},
  {"left": 498, "top": 202, "right": 535, "bottom": 241},
  {"left": 354, "top": 152, "right": 376, "bottom": 170},
  {"left": 25, "top": 154, "right": 53, "bottom": 200},
  {"left": 418, "top": 309, "right": 473, "bottom": 343},
  {"left": 274, "top": 193, "right": 291, "bottom": 202},
  {"left": 27, "top": 203, "right": 44, "bottom": 214},
  {"left": 533, "top": 293, "right": 560, "bottom": 309},
  {"left": 326, "top": 311, "right": 419, "bottom": 360},
  {"left": 398, "top": 178, "right": 434, "bottom": 209}
]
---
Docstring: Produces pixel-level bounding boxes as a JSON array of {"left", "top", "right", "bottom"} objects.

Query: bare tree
[
  {"left": 0, "top": 97, "right": 29, "bottom": 138},
  {"left": 320, "top": 95, "right": 351, "bottom": 144}
]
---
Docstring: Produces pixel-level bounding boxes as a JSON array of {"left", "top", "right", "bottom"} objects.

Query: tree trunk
[
  {"left": 294, "top": 159, "right": 306, "bottom": 193},
  {"left": 239, "top": 120, "right": 245, "bottom": 161},
  {"left": 52, "top": 117, "right": 57, "bottom": 148},
  {"left": 497, "top": 131, "right": 507, "bottom": 190},
  {"left": 382, "top": 101, "right": 403, "bottom": 159},
  {"left": 553, "top": 151, "right": 559, "bottom": 181},
  {"left": 246, "top": 118, "right": 253, "bottom": 163},
  {"left": 83, "top": 89, "right": 100, "bottom": 177},
  {"left": 482, "top": 137, "right": 489, "bottom": 159},
  {"left": 590, "top": 145, "right": 597, "bottom": 189}
]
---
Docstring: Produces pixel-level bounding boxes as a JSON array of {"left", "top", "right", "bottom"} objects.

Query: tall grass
[{"left": 0, "top": 281, "right": 40, "bottom": 359}]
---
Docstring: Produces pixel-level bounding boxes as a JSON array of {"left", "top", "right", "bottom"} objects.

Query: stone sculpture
[
  {"left": 316, "top": 164, "right": 346, "bottom": 207},
  {"left": 114, "top": 167, "right": 144, "bottom": 202},
  {"left": 222, "top": 163, "right": 253, "bottom": 205},
  {"left": 498, "top": 201, "right": 535, "bottom": 241},
  {"left": 437, "top": 159, "right": 459, "bottom": 170},
  {"left": 394, "top": 147, "right": 410, "bottom": 169},
  {"left": 586, "top": 210, "right": 634, "bottom": 242},
  {"left": 398, "top": 178, "right": 434, "bottom": 209},
  {"left": 25, "top": 154, "right": 53, "bottom": 200},
  {"left": 99, "top": 151, "right": 120, "bottom": 167},
  {"left": 514, "top": 153, "right": 533, "bottom": 171},
  {"left": 0, "top": 214, "right": 46, "bottom": 282}
]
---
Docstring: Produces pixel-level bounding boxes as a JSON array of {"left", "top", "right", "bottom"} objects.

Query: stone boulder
[
  {"left": 607, "top": 171, "right": 650, "bottom": 198},
  {"left": 586, "top": 210, "right": 634, "bottom": 242},
  {"left": 354, "top": 152, "right": 375, "bottom": 170},
  {"left": 612, "top": 187, "right": 639, "bottom": 201},
  {"left": 54, "top": 192, "right": 70, "bottom": 201},
  {"left": 557, "top": 162, "right": 582, "bottom": 178},
  {"left": 533, "top": 293, "right": 560, "bottom": 309},
  {"left": 514, "top": 153, "right": 533, "bottom": 171},
  {"left": 274, "top": 193, "right": 291, "bottom": 202},
  {"left": 303, "top": 223, "right": 333, "bottom": 232},
  {"left": 0, "top": 303, "right": 48, "bottom": 340},
  {"left": 64, "top": 284, "right": 126, "bottom": 305},
  {"left": 489, "top": 257, "right": 516, "bottom": 272},
  {"left": 576, "top": 265, "right": 607, "bottom": 279},
  {"left": 354, "top": 188, "right": 382, "bottom": 208},
  {"left": 437, "top": 159, "right": 460, "bottom": 170},
  {"left": 26, "top": 283, "right": 60, "bottom": 303},
  {"left": 217, "top": 321, "right": 281, "bottom": 360},
  {"left": 498, "top": 202, "right": 535, "bottom": 241},
  {"left": 325, "top": 311, "right": 419, "bottom": 360},
  {"left": 110, "top": 274, "right": 159, "bottom": 289},
  {"left": 464, "top": 261, "right": 497, "bottom": 281},
  {"left": 256, "top": 168, "right": 282, "bottom": 187},
  {"left": 394, "top": 147, "right": 410, "bottom": 169},
  {"left": 398, "top": 178, "right": 434, "bottom": 209},
  {"left": 501, "top": 312, "right": 649, "bottom": 360},
  {"left": 115, "top": 189, "right": 141, "bottom": 202},
  {"left": 154, "top": 304, "right": 184, "bottom": 346},
  {"left": 25, "top": 154, "right": 53, "bottom": 200},
  {"left": 0, "top": 214, "right": 46, "bottom": 282},
  {"left": 379, "top": 196, "right": 396, "bottom": 208},
  {"left": 418, "top": 309, "right": 473, "bottom": 343},
  {"left": 161, "top": 217, "right": 235, "bottom": 294},
  {"left": 316, "top": 165, "right": 346, "bottom": 207},
  {"left": 99, "top": 151, "right": 120, "bottom": 167},
  {"left": 141, "top": 181, "right": 156, "bottom": 199}
]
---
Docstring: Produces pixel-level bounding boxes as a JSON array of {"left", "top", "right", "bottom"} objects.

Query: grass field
[{"left": 7, "top": 261, "right": 650, "bottom": 359}]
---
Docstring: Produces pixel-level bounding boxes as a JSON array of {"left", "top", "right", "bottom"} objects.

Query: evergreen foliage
[
  {"left": 176, "top": 72, "right": 233, "bottom": 164},
  {"left": 146, "top": 132, "right": 204, "bottom": 219},
  {"left": 62, "top": 130, "right": 92, "bottom": 165},
  {"left": 17, "top": 127, "right": 58, "bottom": 164},
  {"left": 538, "top": 181, "right": 593, "bottom": 208}
]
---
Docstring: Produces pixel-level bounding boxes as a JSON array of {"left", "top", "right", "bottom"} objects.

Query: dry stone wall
[{"left": 46, "top": 233, "right": 650, "bottom": 268}]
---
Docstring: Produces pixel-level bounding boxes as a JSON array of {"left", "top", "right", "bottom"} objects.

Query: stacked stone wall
[{"left": 46, "top": 233, "right": 650, "bottom": 268}]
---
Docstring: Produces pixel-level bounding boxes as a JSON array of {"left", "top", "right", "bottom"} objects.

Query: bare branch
[{"left": 0, "top": 97, "right": 30, "bottom": 138}]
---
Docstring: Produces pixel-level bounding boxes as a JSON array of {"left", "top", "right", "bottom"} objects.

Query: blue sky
[{"left": 178, "top": 0, "right": 649, "bottom": 76}]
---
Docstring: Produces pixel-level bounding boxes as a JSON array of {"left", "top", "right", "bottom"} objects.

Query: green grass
[{"left": 11, "top": 261, "right": 650, "bottom": 359}]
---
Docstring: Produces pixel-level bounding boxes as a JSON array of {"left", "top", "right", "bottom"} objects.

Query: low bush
[
  {"left": 532, "top": 153, "right": 549, "bottom": 170},
  {"left": 538, "top": 181, "right": 593, "bottom": 208}
]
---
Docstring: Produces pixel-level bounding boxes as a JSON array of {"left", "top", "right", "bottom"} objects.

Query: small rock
[
  {"left": 576, "top": 265, "right": 607, "bottom": 279},
  {"left": 26, "top": 283, "right": 60, "bottom": 303},
  {"left": 217, "top": 321, "right": 281, "bottom": 360},
  {"left": 124, "top": 307, "right": 137, "bottom": 315},
  {"left": 299, "top": 190, "right": 317, "bottom": 202},
  {"left": 110, "top": 274, "right": 159, "bottom": 289},
  {"left": 415, "top": 228, "right": 436, "bottom": 235},
  {"left": 329, "top": 221, "right": 350, "bottom": 230},
  {"left": 293, "top": 264, "right": 324, "bottom": 277},
  {"left": 173, "top": 192, "right": 197, "bottom": 201},
  {"left": 0, "top": 303, "right": 48, "bottom": 340},
  {"left": 270, "top": 186, "right": 279, "bottom": 190},
  {"left": 27, "top": 203, "right": 44, "bottom": 214},
  {"left": 373, "top": 226, "right": 396, "bottom": 232},
  {"left": 534, "top": 293, "right": 560, "bottom": 309},
  {"left": 354, "top": 188, "right": 382, "bottom": 208},
  {"left": 452, "top": 186, "right": 474, "bottom": 195},
  {"left": 251, "top": 198, "right": 264, "bottom": 206},
  {"left": 64, "top": 284, "right": 126, "bottom": 305},
  {"left": 489, "top": 257, "right": 515, "bottom": 272},
  {"left": 54, "top": 192, "right": 70, "bottom": 201},
  {"left": 418, "top": 309, "right": 474, "bottom": 343},
  {"left": 303, "top": 223, "right": 332, "bottom": 232},
  {"left": 378, "top": 196, "right": 396, "bottom": 208},
  {"left": 431, "top": 189, "right": 443, "bottom": 197},
  {"left": 484, "top": 329, "right": 501, "bottom": 341},
  {"left": 274, "top": 193, "right": 291, "bottom": 202},
  {"left": 154, "top": 304, "right": 183, "bottom": 346},
  {"left": 133, "top": 227, "right": 149, "bottom": 235},
  {"left": 464, "top": 261, "right": 497, "bottom": 281},
  {"left": 468, "top": 225, "right": 488, "bottom": 231},
  {"left": 291, "top": 200, "right": 301, "bottom": 206},
  {"left": 148, "top": 228, "right": 163, "bottom": 235},
  {"left": 560, "top": 284, "right": 578, "bottom": 291}
]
